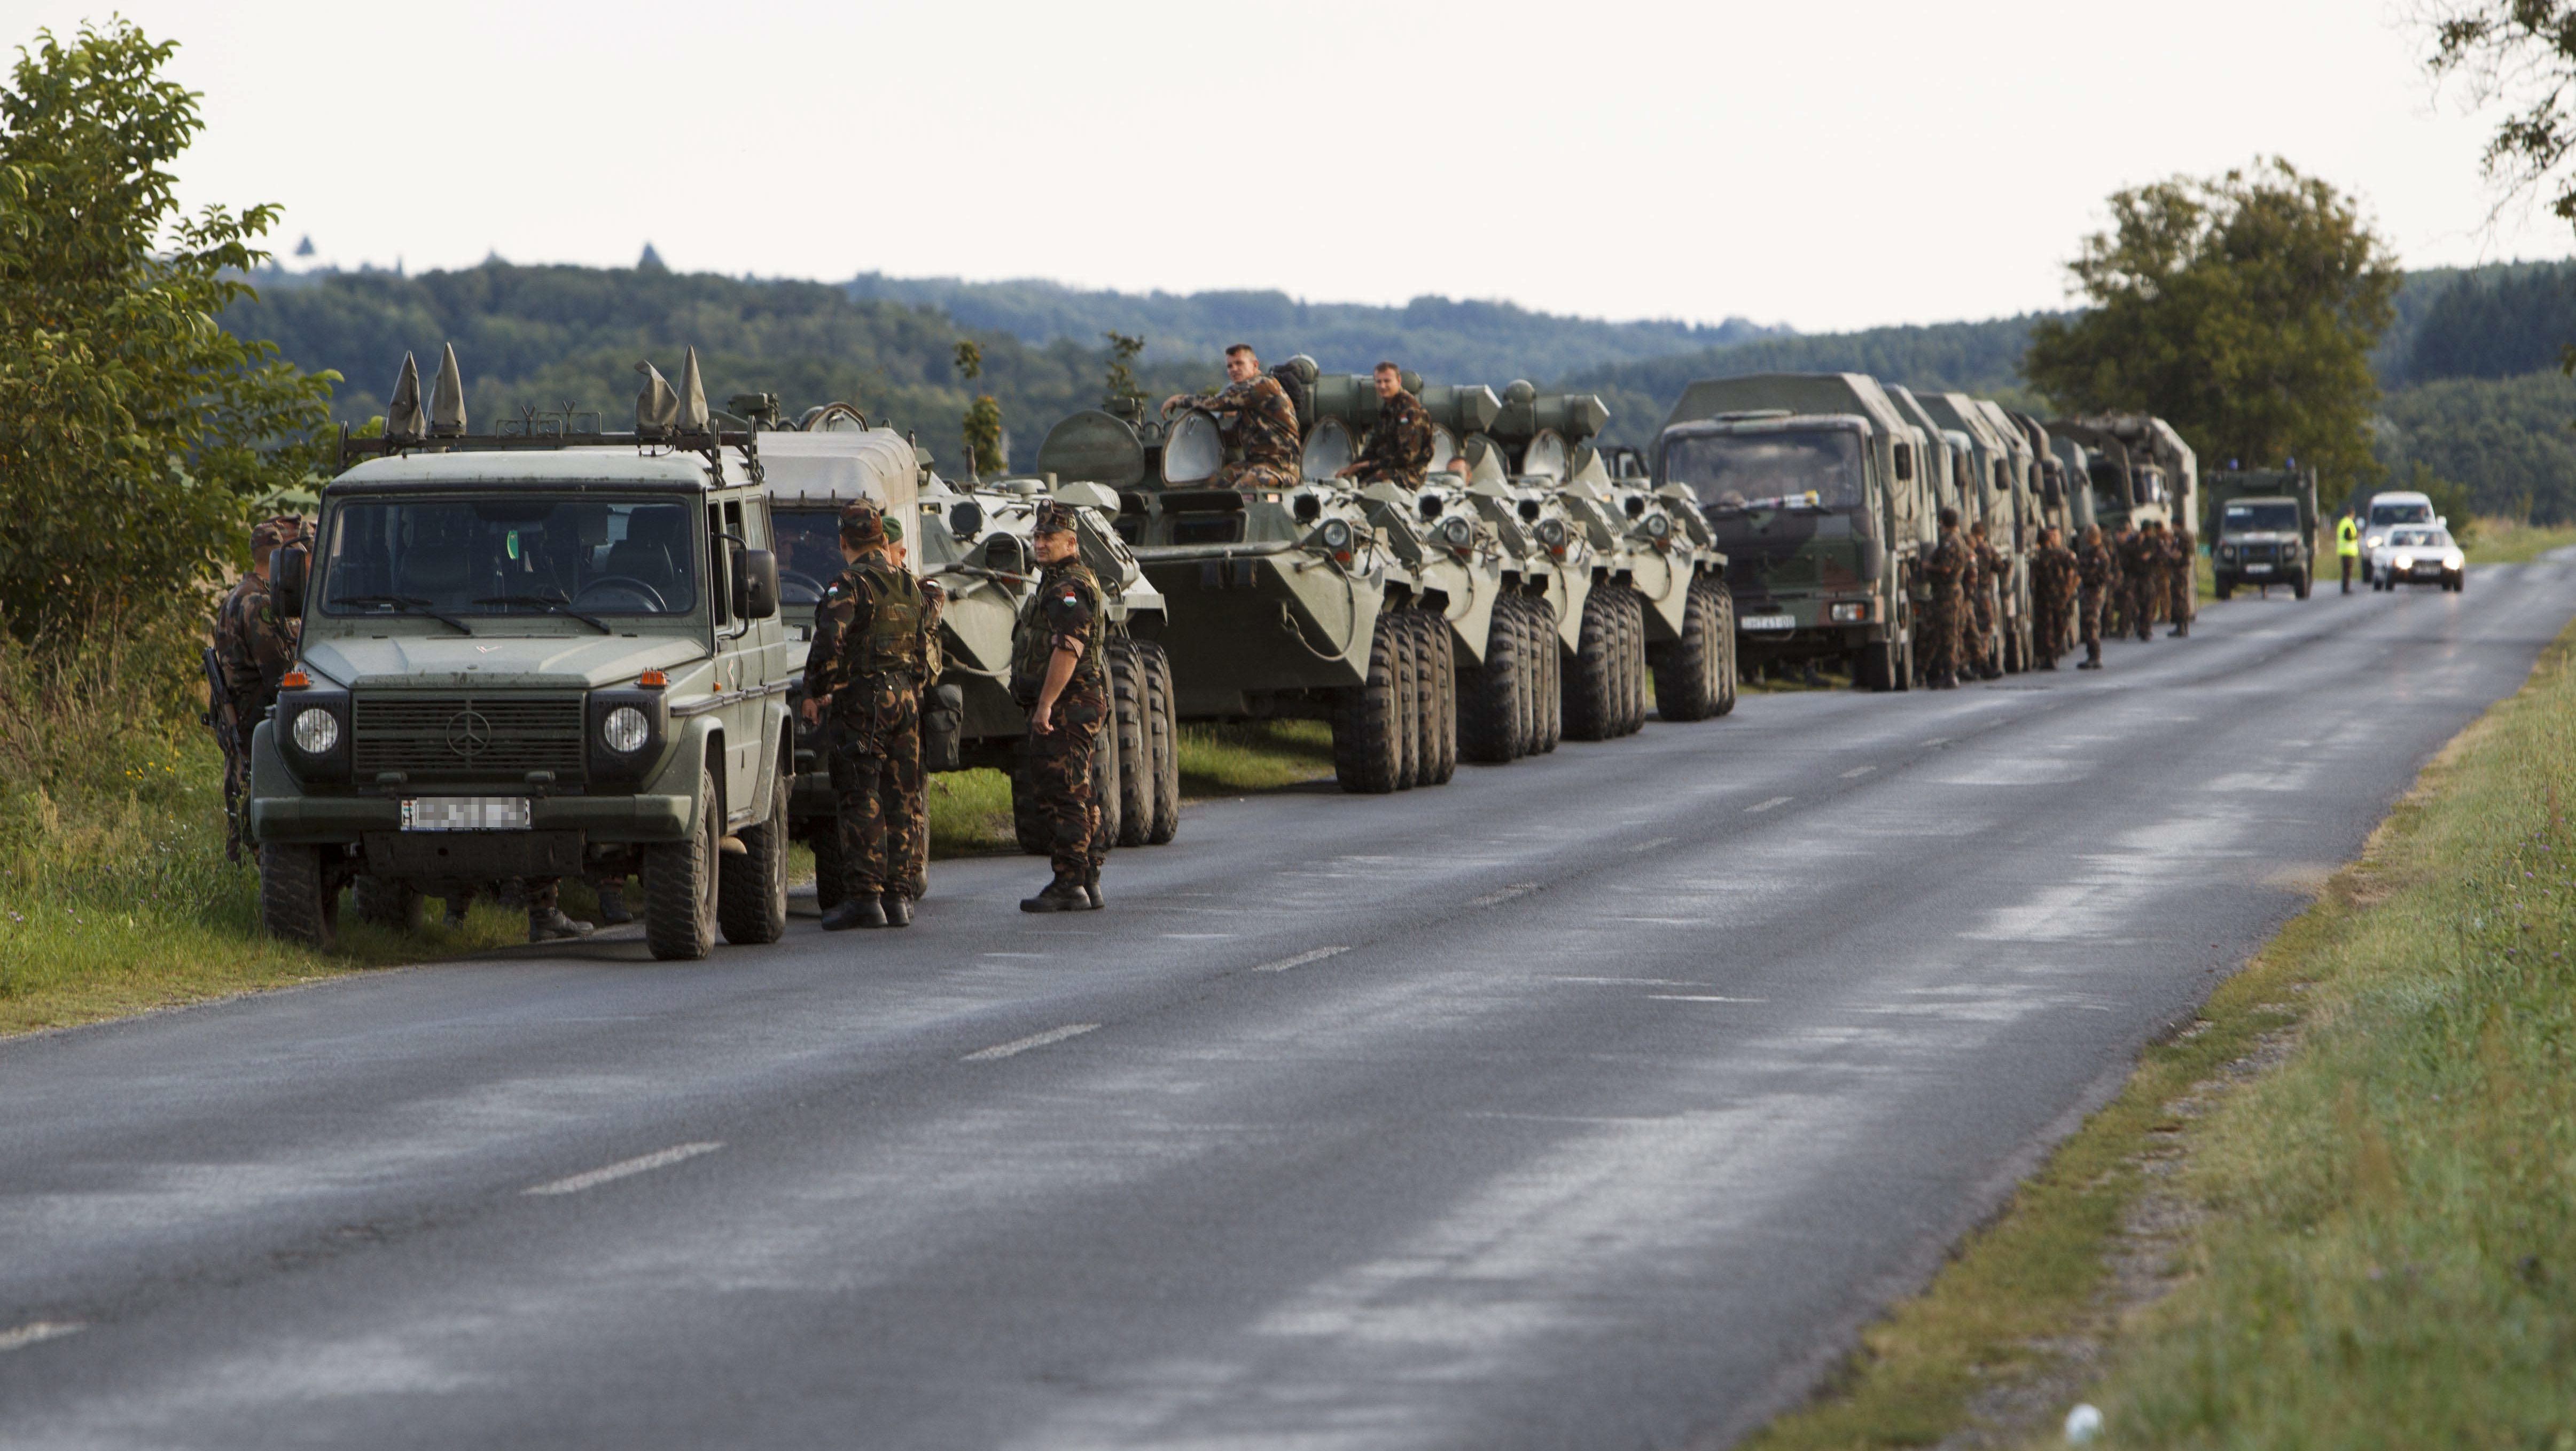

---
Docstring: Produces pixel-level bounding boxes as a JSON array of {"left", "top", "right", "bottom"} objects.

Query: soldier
[
  {"left": 1337, "top": 362, "right": 1435, "bottom": 488},
  {"left": 1921, "top": 507, "right": 1972, "bottom": 689},
  {"left": 2165, "top": 521, "right": 2195, "bottom": 638},
  {"left": 1163, "top": 343, "right": 1301, "bottom": 493},
  {"left": 2120, "top": 521, "right": 2162, "bottom": 642},
  {"left": 2031, "top": 524, "right": 2078, "bottom": 670},
  {"left": 1015, "top": 501, "right": 1111, "bottom": 911},
  {"left": 2104, "top": 520, "right": 2133, "bottom": 638},
  {"left": 212, "top": 515, "right": 307, "bottom": 860},
  {"left": 1968, "top": 520, "right": 2005, "bottom": 680},
  {"left": 2075, "top": 524, "right": 2113, "bottom": 670},
  {"left": 802, "top": 501, "right": 936, "bottom": 930}
]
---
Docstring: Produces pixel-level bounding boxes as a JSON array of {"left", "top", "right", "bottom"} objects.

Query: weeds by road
[{"left": 2464, "top": 516, "right": 2576, "bottom": 566}]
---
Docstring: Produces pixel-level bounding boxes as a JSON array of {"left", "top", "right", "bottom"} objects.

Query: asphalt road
[{"left": 4, "top": 559, "right": 2571, "bottom": 1451}]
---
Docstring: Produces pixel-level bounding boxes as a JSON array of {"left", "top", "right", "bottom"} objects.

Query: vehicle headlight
[
  {"left": 2445, "top": 550, "right": 2465, "bottom": 569},
  {"left": 291, "top": 707, "right": 339, "bottom": 755},
  {"left": 1535, "top": 517, "right": 1569, "bottom": 548},
  {"left": 1438, "top": 515, "right": 1473, "bottom": 549},
  {"left": 2366, "top": 534, "right": 2384, "bottom": 549},
  {"left": 600, "top": 705, "right": 651, "bottom": 754},
  {"left": 1829, "top": 601, "right": 1868, "bottom": 623},
  {"left": 1317, "top": 518, "right": 1354, "bottom": 553},
  {"left": 1642, "top": 513, "right": 1673, "bottom": 540},
  {"left": 2218, "top": 543, "right": 2236, "bottom": 558},
  {"left": 2392, "top": 553, "right": 2414, "bottom": 571}
]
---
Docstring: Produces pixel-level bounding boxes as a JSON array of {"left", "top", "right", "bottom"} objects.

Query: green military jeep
[{"left": 247, "top": 349, "right": 797, "bottom": 960}]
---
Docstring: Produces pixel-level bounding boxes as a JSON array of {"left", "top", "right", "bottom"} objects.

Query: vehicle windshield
[
  {"left": 1663, "top": 428, "right": 1867, "bottom": 513},
  {"left": 2387, "top": 528, "right": 2447, "bottom": 550},
  {"left": 772, "top": 508, "right": 844, "bottom": 610},
  {"left": 319, "top": 496, "right": 699, "bottom": 618},
  {"left": 2222, "top": 501, "right": 2302, "bottom": 534},
  {"left": 2371, "top": 500, "right": 2433, "bottom": 527}
]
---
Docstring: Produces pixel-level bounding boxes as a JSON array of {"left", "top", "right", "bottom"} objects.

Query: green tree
[
  {"left": 2429, "top": 4, "right": 2576, "bottom": 231},
  {"left": 2024, "top": 159, "right": 2400, "bottom": 499},
  {"left": 952, "top": 339, "right": 1003, "bottom": 479},
  {"left": 0, "top": 20, "right": 333, "bottom": 654},
  {"left": 1102, "top": 331, "right": 1148, "bottom": 413}
]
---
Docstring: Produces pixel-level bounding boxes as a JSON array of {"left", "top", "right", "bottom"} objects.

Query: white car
[
  {"left": 2369, "top": 525, "right": 2464, "bottom": 593},
  {"left": 2357, "top": 490, "right": 2435, "bottom": 585}
]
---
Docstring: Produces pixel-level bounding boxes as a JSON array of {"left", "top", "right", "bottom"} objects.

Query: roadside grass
[
  {"left": 1738, "top": 618, "right": 2576, "bottom": 1450},
  {"left": 2463, "top": 515, "right": 2576, "bottom": 566},
  {"left": 1174, "top": 719, "right": 1335, "bottom": 796}
]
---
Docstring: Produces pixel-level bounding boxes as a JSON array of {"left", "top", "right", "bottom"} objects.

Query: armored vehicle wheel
[
  {"left": 1011, "top": 745, "right": 1050, "bottom": 855},
  {"left": 1391, "top": 610, "right": 1422, "bottom": 791},
  {"left": 1506, "top": 598, "right": 1537, "bottom": 758},
  {"left": 1136, "top": 640, "right": 1181, "bottom": 844},
  {"left": 354, "top": 875, "right": 422, "bottom": 932},
  {"left": 260, "top": 842, "right": 340, "bottom": 949},
  {"left": 717, "top": 768, "right": 789, "bottom": 946},
  {"left": 1457, "top": 597, "right": 1525, "bottom": 765},
  {"left": 1618, "top": 587, "right": 1649, "bottom": 736},
  {"left": 1565, "top": 586, "right": 1625, "bottom": 742},
  {"left": 1709, "top": 586, "right": 1740, "bottom": 716},
  {"left": 1331, "top": 612, "right": 1404, "bottom": 794},
  {"left": 1110, "top": 640, "right": 1155, "bottom": 847},
  {"left": 642, "top": 765, "right": 720, "bottom": 961},
  {"left": 1414, "top": 610, "right": 1458, "bottom": 785},
  {"left": 811, "top": 823, "right": 848, "bottom": 909},
  {"left": 1090, "top": 702, "right": 1123, "bottom": 849},
  {"left": 1652, "top": 580, "right": 1722, "bottom": 722},
  {"left": 1536, "top": 598, "right": 1563, "bottom": 752}
]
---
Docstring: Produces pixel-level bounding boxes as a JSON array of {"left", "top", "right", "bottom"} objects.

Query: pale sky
[{"left": 4, "top": 0, "right": 2566, "bottom": 333}]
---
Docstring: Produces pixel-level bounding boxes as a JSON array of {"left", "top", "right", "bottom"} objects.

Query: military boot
[
  {"left": 881, "top": 893, "right": 914, "bottom": 928},
  {"left": 594, "top": 883, "right": 633, "bottom": 926},
  {"left": 529, "top": 907, "right": 594, "bottom": 943},
  {"left": 1020, "top": 874, "right": 1088, "bottom": 913},
  {"left": 1081, "top": 866, "right": 1104, "bottom": 911},
  {"left": 823, "top": 898, "right": 886, "bottom": 931}
]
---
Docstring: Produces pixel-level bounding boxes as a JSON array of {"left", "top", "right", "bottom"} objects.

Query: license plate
[
  {"left": 1740, "top": 614, "right": 1797, "bottom": 631},
  {"left": 2244, "top": 563, "right": 2272, "bottom": 574},
  {"left": 402, "top": 797, "right": 532, "bottom": 832}
]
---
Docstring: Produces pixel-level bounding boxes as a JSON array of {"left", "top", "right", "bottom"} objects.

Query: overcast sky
[{"left": 4, "top": 0, "right": 2566, "bottom": 333}]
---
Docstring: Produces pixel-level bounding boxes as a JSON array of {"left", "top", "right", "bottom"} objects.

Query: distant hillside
[
  {"left": 846, "top": 273, "right": 1785, "bottom": 385},
  {"left": 2379, "top": 260, "right": 2576, "bottom": 386}
]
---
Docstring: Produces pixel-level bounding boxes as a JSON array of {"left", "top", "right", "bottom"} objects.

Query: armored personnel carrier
[
  {"left": 1655, "top": 373, "right": 1931, "bottom": 690},
  {"left": 251, "top": 347, "right": 795, "bottom": 960},
  {"left": 2205, "top": 467, "right": 2317, "bottom": 600}
]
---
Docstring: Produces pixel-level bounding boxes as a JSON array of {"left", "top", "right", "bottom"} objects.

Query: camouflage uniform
[
  {"left": 1016, "top": 530, "right": 1112, "bottom": 883},
  {"left": 2165, "top": 527, "right": 2195, "bottom": 636},
  {"left": 2031, "top": 540, "right": 2078, "bottom": 666},
  {"left": 2104, "top": 527, "right": 2132, "bottom": 638},
  {"left": 212, "top": 516, "right": 307, "bottom": 854},
  {"left": 1968, "top": 534, "right": 2004, "bottom": 679},
  {"left": 1921, "top": 530, "right": 1973, "bottom": 685},
  {"left": 2119, "top": 527, "right": 2161, "bottom": 641},
  {"left": 1186, "top": 375, "right": 1303, "bottom": 492},
  {"left": 1351, "top": 387, "right": 1435, "bottom": 489},
  {"left": 803, "top": 511, "right": 936, "bottom": 906},
  {"left": 2076, "top": 535, "right": 2114, "bottom": 668}
]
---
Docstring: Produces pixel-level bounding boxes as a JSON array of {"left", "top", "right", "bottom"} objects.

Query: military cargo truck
[
  {"left": 1656, "top": 373, "right": 1930, "bottom": 690},
  {"left": 1911, "top": 393, "right": 2035, "bottom": 673},
  {"left": 2204, "top": 467, "right": 2317, "bottom": 600},
  {"left": 2048, "top": 414, "right": 2199, "bottom": 625},
  {"left": 252, "top": 346, "right": 795, "bottom": 960}
]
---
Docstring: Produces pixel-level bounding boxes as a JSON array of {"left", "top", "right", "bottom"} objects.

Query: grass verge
[
  {"left": 2464, "top": 516, "right": 2576, "bottom": 566},
  {"left": 1740, "top": 616, "right": 2576, "bottom": 1450}
]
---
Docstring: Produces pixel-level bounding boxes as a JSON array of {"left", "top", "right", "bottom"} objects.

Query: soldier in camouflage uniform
[
  {"left": 2165, "top": 523, "right": 2195, "bottom": 638},
  {"left": 212, "top": 515, "right": 307, "bottom": 861},
  {"left": 2075, "top": 524, "right": 2113, "bottom": 670},
  {"left": 1016, "top": 501, "right": 1111, "bottom": 912},
  {"left": 801, "top": 501, "right": 939, "bottom": 930},
  {"left": 1338, "top": 362, "right": 1435, "bottom": 489},
  {"left": 2103, "top": 521, "right": 2132, "bottom": 639},
  {"left": 1164, "top": 344, "right": 1302, "bottom": 493},
  {"left": 1921, "top": 508, "right": 1972, "bottom": 689},
  {"left": 1967, "top": 520, "right": 2004, "bottom": 680},
  {"left": 2031, "top": 525, "right": 2078, "bottom": 670},
  {"left": 2120, "top": 521, "right": 2163, "bottom": 642}
]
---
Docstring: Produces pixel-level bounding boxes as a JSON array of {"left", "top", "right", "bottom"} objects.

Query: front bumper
[{"left": 245, "top": 718, "right": 704, "bottom": 848}]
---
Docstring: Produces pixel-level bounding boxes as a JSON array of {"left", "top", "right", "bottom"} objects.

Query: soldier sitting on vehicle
[
  {"left": 1336, "top": 362, "right": 1435, "bottom": 489},
  {"left": 1163, "top": 344, "right": 1301, "bottom": 493}
]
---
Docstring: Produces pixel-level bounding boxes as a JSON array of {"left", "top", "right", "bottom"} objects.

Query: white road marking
[
  {"left": 524, "top": 1141, "right": 722, "bottom": 1197},
  {"left": 1614, "top": 916, "right": 1708, "bottom": 925},
  {"left": 1745, "top": 796, "right": 1793, "bottom": 814},
  {"left": 1159, "top": 933, "right": 1236, "bottom": 940},
  {"left": 1551, "top": 977, "right": 1703, "bottom": 986},
  {"left": 1923, "top": 736, "right": 1951, "bottom": 747},
  {"left": 1840, "top": 765, "right": 1875, "bottom": 779},
  {"left": 1252, "top": 946, "right": 1348, "bottom": 973},
  {"left": 980, "top": 952, "right": 1044, "bottom": 959},
  {"left": 1470, "top": 883, "right": 1540, "bottom": 907},
  {"left": 0, "top": 1322, "right": 83, "bottom": 1352},
  {"left": 962, "top": 1023, "right": 1100, "bottom": 1062},
  {"left": 1647, "top": 994, "right": 1768, "bottom": 1003},
  {"left": 1626, "top": 836, "right": 1677, "bottom": 853}
]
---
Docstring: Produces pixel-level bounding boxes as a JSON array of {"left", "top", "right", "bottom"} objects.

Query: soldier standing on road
[
  {"left": 2104, "top": 521, "right": 2133, "bottom": 638},
  {"left": 2120, "top": 521, "right": 2162, "bottom": 642},
  {"left": 212, "top": 515, "right": 308, "bottom": 860},
  {"left": 2031, "top": 525, "right": 2077, "bottom": 670},
  {"left": 2075, "top": 524, "right": 2113, "bottom": 670},
  {"left": 802, "top": 501, "right": 937, "bottom": 931},
  {"left": 1922, "top": 508, "right": 1971, "bottom": 689},
  {"left": 1015, "top": 501, "right": 1112, "bottom": 912},
  {"left": 1337, "top": 362, "right": 1435, "bottom": 489},
  {"left": 1968, "top": 520, "right": 2005, "bottom": 680},
  {"left": 2337, "top": 509, "right": 2361, "bottom": 594},
  {"left": 2166, "top": 521, "right": 2195, "bottom": 638},
  {"left": 1163, "top": 344, "right": 1302, "bottom": 493}
]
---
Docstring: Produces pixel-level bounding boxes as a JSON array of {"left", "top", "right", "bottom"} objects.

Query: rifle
[{"left": 201, "top": 646, "right": 245, "bottom": 864}]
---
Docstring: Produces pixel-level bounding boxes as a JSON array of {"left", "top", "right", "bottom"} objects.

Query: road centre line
[
  {"left": 1469, "top": 883, "right": 1541, "bottom": 907},
  {"left": 1648, "top": 994, "right": 1769, "bottom": 1003},
  {"left": 523, "top": 1142, "right": 722, "bottom": 1197},
  {"left": 1252, "top": 946, "right": 1348, "bottom": 973},
  {"left": 1626, "top": 836, "right": 1677, "bottom": 853},
  {"left": 0, "top": 1322, "right": 83, "bottom": 1352},
  {"left": 1745, "top": 796, "right": 1794, "bottom": 813},
  {"left": 1552, "top": 976, "right": 1703, "bottom": 986},
  {"left": 962, "top": 1024, "right": 1099, "bottom": 1062},
  {"left": 1841, "top": 765, "right": 1875, "bottom": 778}
]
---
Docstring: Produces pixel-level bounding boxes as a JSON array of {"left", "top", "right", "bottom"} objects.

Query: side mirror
[
  {"left": 738, "top": 548, "right": 778, "bottom": 620},
  {"left": 1893, "top": 443, "right": 1914, "bottom": 482},
  {"left": 271, "top": 545, "right": 309, "bottom": 618}
]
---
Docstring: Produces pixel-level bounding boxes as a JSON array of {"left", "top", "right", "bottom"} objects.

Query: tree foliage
[
  {"left": 2428, "top": 3, "right": 2576, "bottom": 229},
  {"left": 2025, "top": 159, "right": 2401, "bottom": 499},
  {"left": 2376, "top": 370, "right": 2576, "bottom": 523},
  {"left": 0, "top": 21, "right": 333, "bottom": 651},
  {"left": 951, "top": 339, "right": 1003, "bottom": 480}
]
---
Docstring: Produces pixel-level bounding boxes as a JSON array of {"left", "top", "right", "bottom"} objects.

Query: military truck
[
  {"left": 1910, "top": 393, "right": 2035, "bottom": 673},
  {"left": 2048, "top": 414, "right": 2199, "bottom": 626},
  {"left": 251, "top": 346, "right": 795, "bottom": 960},
  {"left": 755, "top": 406, "right": 1180, "bottom": 899},
  {"left": 2204, "top": 467, "right": 2317, "bottom": 600},
  {"left": 1655, "top": 373, "right": 1930, "bottom": 690}
]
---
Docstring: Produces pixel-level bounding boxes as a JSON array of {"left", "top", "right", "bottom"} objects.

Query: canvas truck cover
[{"left": 757, "top": 428, "right": 921, "bottom": 519}]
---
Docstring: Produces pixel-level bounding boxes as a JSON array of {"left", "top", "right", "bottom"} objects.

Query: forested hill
[{"left": 845, "top": 273, "right": 1784, "bottom": 383}]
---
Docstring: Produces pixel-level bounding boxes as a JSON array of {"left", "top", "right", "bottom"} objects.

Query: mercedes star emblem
[{"left": 446, "top": 708, "right": 493, "bottom": 759}]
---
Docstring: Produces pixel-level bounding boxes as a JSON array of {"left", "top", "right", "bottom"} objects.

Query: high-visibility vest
[{"left": 2336, "top": 517, "right": 2360, "bottom": 557}]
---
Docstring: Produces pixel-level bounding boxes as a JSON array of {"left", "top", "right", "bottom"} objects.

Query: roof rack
[{"left": 333, "top": 342, "right": 763, "bottom": 481}]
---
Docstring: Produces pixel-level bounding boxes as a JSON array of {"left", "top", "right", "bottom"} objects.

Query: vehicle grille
[
  {"left": 2241, "top": 543, "right": 2278, "bottom": 563},
  {"left": 351, "top": 694, "right": 586, "bottom": 783}
]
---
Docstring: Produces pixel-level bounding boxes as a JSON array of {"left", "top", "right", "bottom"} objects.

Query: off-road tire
[
  {"left": 1110, "top": 640, "right": 1154, "bottom": 848},
  {"left": 717, "top": 766, "right": 789, "bottom": 946},
  {"left": 1652, "top": 580, "right": 1723, "bottom": 721},
  {"left": 1566, "top": 585, "right": 1625, "bottom": 741},
  {"left": 1457, "top": 596, "right": 1524, "bottom": 765},
  {"left": 1537, "top": 597, "right": 1564, "bottom": 752},
  {"left": 353, "top": 874, "right": 421, "bottom": 932},
  {"left": 1011, "top": 744, "right": 1049, "bottom": 855},
  {"left": 1413, "top": 610, "right": 1458, "bottom": 785},
  {"left": 1136, "top": 639, "right": 1181, "bottom": 844},
  {"left": 810, "top": 818, "right": 848, "bottom": 909},
  {"left": 260, "top": 842, "right": 340, "bottom": 950},
  {"left": 1511, "top": 597, "right": 1542, "bottom": 758},
  {"left": 642, "top": 765, "right": 720, "bottom": 961},
  {"left": 1089, "top": 703, "right": 1123, "bottom": 849},
  {"left": 1710, "top": 585, "right": 1741, "bottom": 715},
  {"left": 1623, "top": 587, "right": 1653, "bottom": 734},
  {"left": 1391, "top": 608, "right": 1422, "bottom": 791},
  {"left": 1331, "top": 611, "right": 1404, "bottom": 793},
  {"left": 2293, "top": 570, "right": 2312, "bottom": 600}
]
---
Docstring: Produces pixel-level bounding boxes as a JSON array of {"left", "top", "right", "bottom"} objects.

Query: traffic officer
[
  {"left": 1163, "top": 344, "right": 1301, "bottom": 493},
  {"left": 1015, "top": 501, "right": 1111, "bottom": 912},
  {"left": 2337, "top": 508, "right": 2361, "bottom": 593},
  {"left": 1337, "top": 362, "right": 1435, "bottom": 488},
  {"left": 802, "top": 501, "right": 936, "bottom": 930}
]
